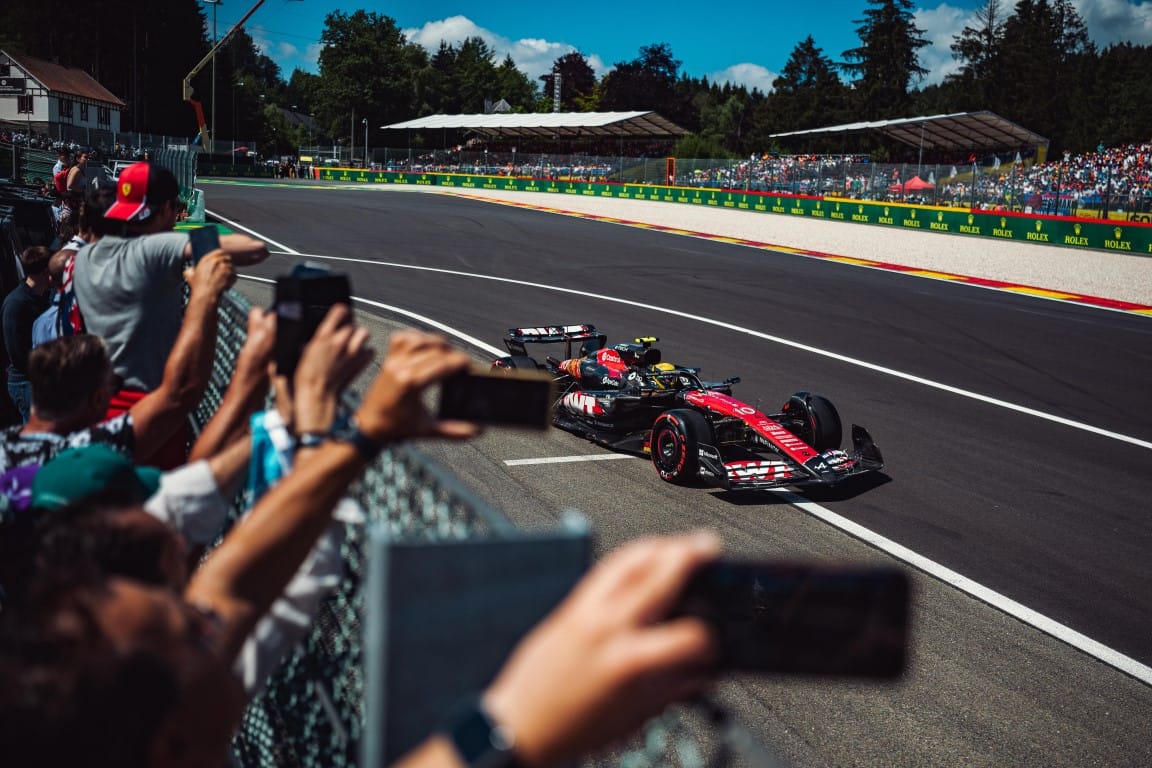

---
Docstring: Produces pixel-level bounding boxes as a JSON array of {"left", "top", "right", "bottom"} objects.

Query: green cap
[{"left": 31, "top": 444, "right": 162, "bottom": 510}]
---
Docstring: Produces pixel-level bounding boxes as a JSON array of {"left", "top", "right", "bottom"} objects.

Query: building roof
[
  {"left": 770, "top": 111, "right": 1048, "bottom": 152},
  {"left": 2, "top": 50, "right": 125, "bottom": 106},
  {"left": 381, "top": 111, "right": 687, "bottom": 139}
]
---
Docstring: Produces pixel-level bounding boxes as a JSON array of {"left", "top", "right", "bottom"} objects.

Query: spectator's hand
[
  {"left": 482, "top": 531, "right": 722, "bottom": 767},
  {"left": 235, "top": 307, "right": 276, "bottom": 379},
  {"left": 185, "top": 249, "right": 237, "bottom": 299},
  {"left": 292, "top": 304, "right": 373, "bottom": 434},
  {"left": 353, "top": 330, "right": 479, "bottom": 443}
]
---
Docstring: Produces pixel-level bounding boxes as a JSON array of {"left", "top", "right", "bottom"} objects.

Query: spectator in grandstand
[
  {"left": 72, "top": 162, "right": 268, "bottom": 466},
  {"left": 0, "top": 248, "right": 236, "bottom": 476},
  {"left": 2, "top": 247, "right": 53, "bottom": 423}
]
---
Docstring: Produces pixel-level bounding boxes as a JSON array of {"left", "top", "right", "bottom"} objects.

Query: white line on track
[
  {"left": 246, "top": 249, "right": 1152, "bottom": 452},
  {"left": 206, "top": 209, "right": 301, "bottom": 255},
  {"left": 232, "top": 230, "right": 1152, "bottom": 686},
  {"left": 772, "top": 488, "right": 1152, "bottom": 686},
  {"left": 504, "top": 454, "right": 640, "bottom": 466}
]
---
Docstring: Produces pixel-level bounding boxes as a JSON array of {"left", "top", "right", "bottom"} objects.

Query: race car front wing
[{"left": 698, "top": 425, "right": 884, "bottom": 490}]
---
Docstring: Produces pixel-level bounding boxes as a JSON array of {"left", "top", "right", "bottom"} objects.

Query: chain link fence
[{"left": 346, "top": 148, "right": 1152, "bottom": 222}]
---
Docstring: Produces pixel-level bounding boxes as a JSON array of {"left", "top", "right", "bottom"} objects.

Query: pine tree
[{"left": 841, "top": 0, "right": 930, "bottom": 119}]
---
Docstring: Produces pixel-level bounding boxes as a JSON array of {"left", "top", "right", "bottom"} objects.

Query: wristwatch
[
  {"left": 329, "top": 416, "right": 385, "bottom": 461},
  {"left": 295, "top": 431, "right": 328, "bottom": 449},
  {"left": 442, "top": 696, "right": 522, "bottom": 768}
]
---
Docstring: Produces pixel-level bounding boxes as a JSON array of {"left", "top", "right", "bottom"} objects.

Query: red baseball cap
[{"left": 103, "top": 162, "right": 180, "bottom": 222}]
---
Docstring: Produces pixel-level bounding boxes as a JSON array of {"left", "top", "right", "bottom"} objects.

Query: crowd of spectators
[
  {"left": 1, "top": 128, "right": 155, "bottom": 165},
  {"left": 0, "top": 161, "right": 731, "bottom": 768}
]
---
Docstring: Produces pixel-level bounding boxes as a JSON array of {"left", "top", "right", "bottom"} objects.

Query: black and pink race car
[{"left": 491, "top": 324, "right": 884, "bottom": 491}]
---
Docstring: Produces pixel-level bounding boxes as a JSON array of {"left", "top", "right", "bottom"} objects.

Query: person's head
[
  {"left": 33, "top": 494, "right": 186, "bottom": 589},
  {"left": 75, "top": 150, "right": 89, "bottom": 167},
  {"left": 0, "top": 574, "right": 244, "bottom": 768},
  {"left": 19, "top": 245, "right": 52, "bottom": 279},
  {"left": 57, "top": 148, "right": 71, "bottom": 164},
  {"left": 46, "top": 248, "right": 70, "bottom": 291},
  {"left": 27, "top": 335, "right": 118, "bottom": 425},
  {"left": 104, "top": 162, "right": 180, "bottom": 234},
  {"left": 79, "top": 181, "right": 119, "bottom": 239}
]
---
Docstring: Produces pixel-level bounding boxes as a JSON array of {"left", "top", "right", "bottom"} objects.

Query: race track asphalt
[{"left": 207, "top": 178, "right": 1152, "bottom": 768}]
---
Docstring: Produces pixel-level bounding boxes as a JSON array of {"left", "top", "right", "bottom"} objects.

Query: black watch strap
[
  {"left": 330, "top": 416, "right": 385, "bottom": 461},
  {"left": 296, "top": 431, "right": 327, "bottom": 449},
  {"left": 443, "top": 696, "right": 521, "bottom": 768}
]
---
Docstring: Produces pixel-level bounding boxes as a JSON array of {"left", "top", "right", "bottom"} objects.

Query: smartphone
[
  {"left": 438, "top": 368, "right": 555, "bottom": 430},
  {"left": 676, "top": 560, "right": 910, "bottom": 678},
  {"left": 187, "top": 224, "right": 220, "bottom": 264},
  {"left": 274, "top": 266, "right": 353, "bottom": 378}
]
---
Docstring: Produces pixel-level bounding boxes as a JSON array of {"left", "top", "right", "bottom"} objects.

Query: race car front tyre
[
  {"left": 651, "top": 409, "right": 712, "bottom": 485},
  {"left": 783, "top": 392, "right": 843, "bottom": 452},
  {"left": 801, "top": 394, "right": 843, "bottom": 451}
]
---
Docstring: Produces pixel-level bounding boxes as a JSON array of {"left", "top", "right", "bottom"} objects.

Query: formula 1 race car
[{"left": 491, "top": 324, "right": 884, "bottom": 491}]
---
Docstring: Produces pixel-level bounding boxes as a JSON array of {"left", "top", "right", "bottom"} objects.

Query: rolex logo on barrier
[
  {"left": 1106, "top": 226, "right": 1132, "bottom": 251},
  {"left": 1066, "top": 221, "right": 1089, "bottom": 246},
  {"left": 1027, "top": 219, "right": 1049, "bottom": 242}
]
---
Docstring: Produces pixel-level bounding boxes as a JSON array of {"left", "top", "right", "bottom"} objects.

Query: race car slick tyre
[
  {"left": 803, "top": 395, "right": 842, "bottom": 451},
  {"left": 651, "top": 409, "right": 712, "bottom": 485},
  {"left": 782, "top": 392, "right": 843, "bottom": 451},
  {"left": 493, "top": 355, "right": 539, "bottom": 372}
]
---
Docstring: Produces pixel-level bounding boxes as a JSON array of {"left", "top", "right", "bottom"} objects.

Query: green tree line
[{"left": 2, "top": 1, "right": 1148, "bottom": 158}]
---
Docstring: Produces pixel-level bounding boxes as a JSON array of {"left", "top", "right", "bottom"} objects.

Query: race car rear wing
[{"left": 504, "top": 324, "right": 607, "bottom": 358}]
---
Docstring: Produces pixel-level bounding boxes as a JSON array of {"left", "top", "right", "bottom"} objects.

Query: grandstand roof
[
  {"left": 770, "top": 111, "right": 1049, "bottom": 152},
  {"left": 380, "top": 111, "right": 687, "bottom": 139}
]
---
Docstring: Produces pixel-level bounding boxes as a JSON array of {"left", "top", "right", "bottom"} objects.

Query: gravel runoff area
[{"left": 430, "top": 187, "right": 1152, "bottom": 307}]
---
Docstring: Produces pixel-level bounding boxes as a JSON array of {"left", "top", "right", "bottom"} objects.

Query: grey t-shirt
[{"left": 72, "top": 231, "right": 189, "bottom": 391}]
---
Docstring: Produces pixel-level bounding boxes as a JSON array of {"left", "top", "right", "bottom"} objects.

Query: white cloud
[
  {"left": 1074, "top": 0, "right": 1152, "bottom": 46},
  {"left": 403, "top": 15, "right": 609, "bottom": 81},
  {"left": 709, "top": 63, "right": 779, "bottom": 94},
  {"left": 914, "top": 3, "right": 970, "bottom": 86}
]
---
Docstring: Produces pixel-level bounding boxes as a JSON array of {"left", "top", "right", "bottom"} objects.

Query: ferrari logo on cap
[{"left": 121, "top": 182, "right": 132, "bottom": 196}]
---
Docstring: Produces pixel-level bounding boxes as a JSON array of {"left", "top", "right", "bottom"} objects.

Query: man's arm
[
  {"left": 184, "top": 323, "right": 477, "bottom": 662},
  {"left": 129, "top": 249, "right": 235, "bottom": 462},
  {"left": 183, "top": 233, "right": 269, "bottom": 267},
  {"left": 186, "top": 307, "right": 276, "bottom": 462}
]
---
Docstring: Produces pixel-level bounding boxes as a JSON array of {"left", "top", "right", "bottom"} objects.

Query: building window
[
  {"left": 17, "top": 95, "right": 33, "bottom": 114},
  {"left": 0, "top": 63, "right": 10, "bottom": 77},
  {"left": 80, "top": 102, "right": 89, "bottom": 121},
  {"left": 97, "top": 106, "right": 110, "bottom": 126},
  {"left": 59, "top": 98, "right": 73, "bottom": 119}
]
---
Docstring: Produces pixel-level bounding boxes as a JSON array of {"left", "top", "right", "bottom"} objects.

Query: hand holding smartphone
[
  {"left": 676, "top": 560, "right": 910, "bottom": 678},
  {"left": 187, "top": 224, "right": 220, "bottom": 265},
  {"left": 273, "top": 264, "right": 353, "bottom": 379},
  {"left": 438, "top": 368, "right": 555, "bottom": 430}
]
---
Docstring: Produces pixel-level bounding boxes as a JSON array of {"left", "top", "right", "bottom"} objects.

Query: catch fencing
[
  {"left": 198, "top": 291, "right": 775, "bottom": 767},
  {"left": 340, "top": 148, "right": 1152, "bottom": 223}
]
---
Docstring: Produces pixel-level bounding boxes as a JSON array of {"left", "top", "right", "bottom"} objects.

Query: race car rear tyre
[
  {"left": 651, "top": 409, "right": 712, "bottom": 485},
  {"left": 802, "top": 395, "right": 842, "bottom": 451},
  {"left": 493, "top": 355, "right": 540, "bottom": 372}
]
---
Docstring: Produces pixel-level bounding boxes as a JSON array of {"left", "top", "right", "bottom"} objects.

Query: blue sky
[{"left": 215, "top": 0, "right": 1152, "bottom": 92}]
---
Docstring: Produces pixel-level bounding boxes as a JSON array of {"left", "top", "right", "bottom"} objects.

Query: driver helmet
[{"left": 648, "top": 362, "right": 677, "bottom": 389}]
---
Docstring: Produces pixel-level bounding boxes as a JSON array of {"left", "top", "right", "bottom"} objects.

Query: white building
[{"left": 0, "top": 49, "right": 125, "bottom": 135}]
